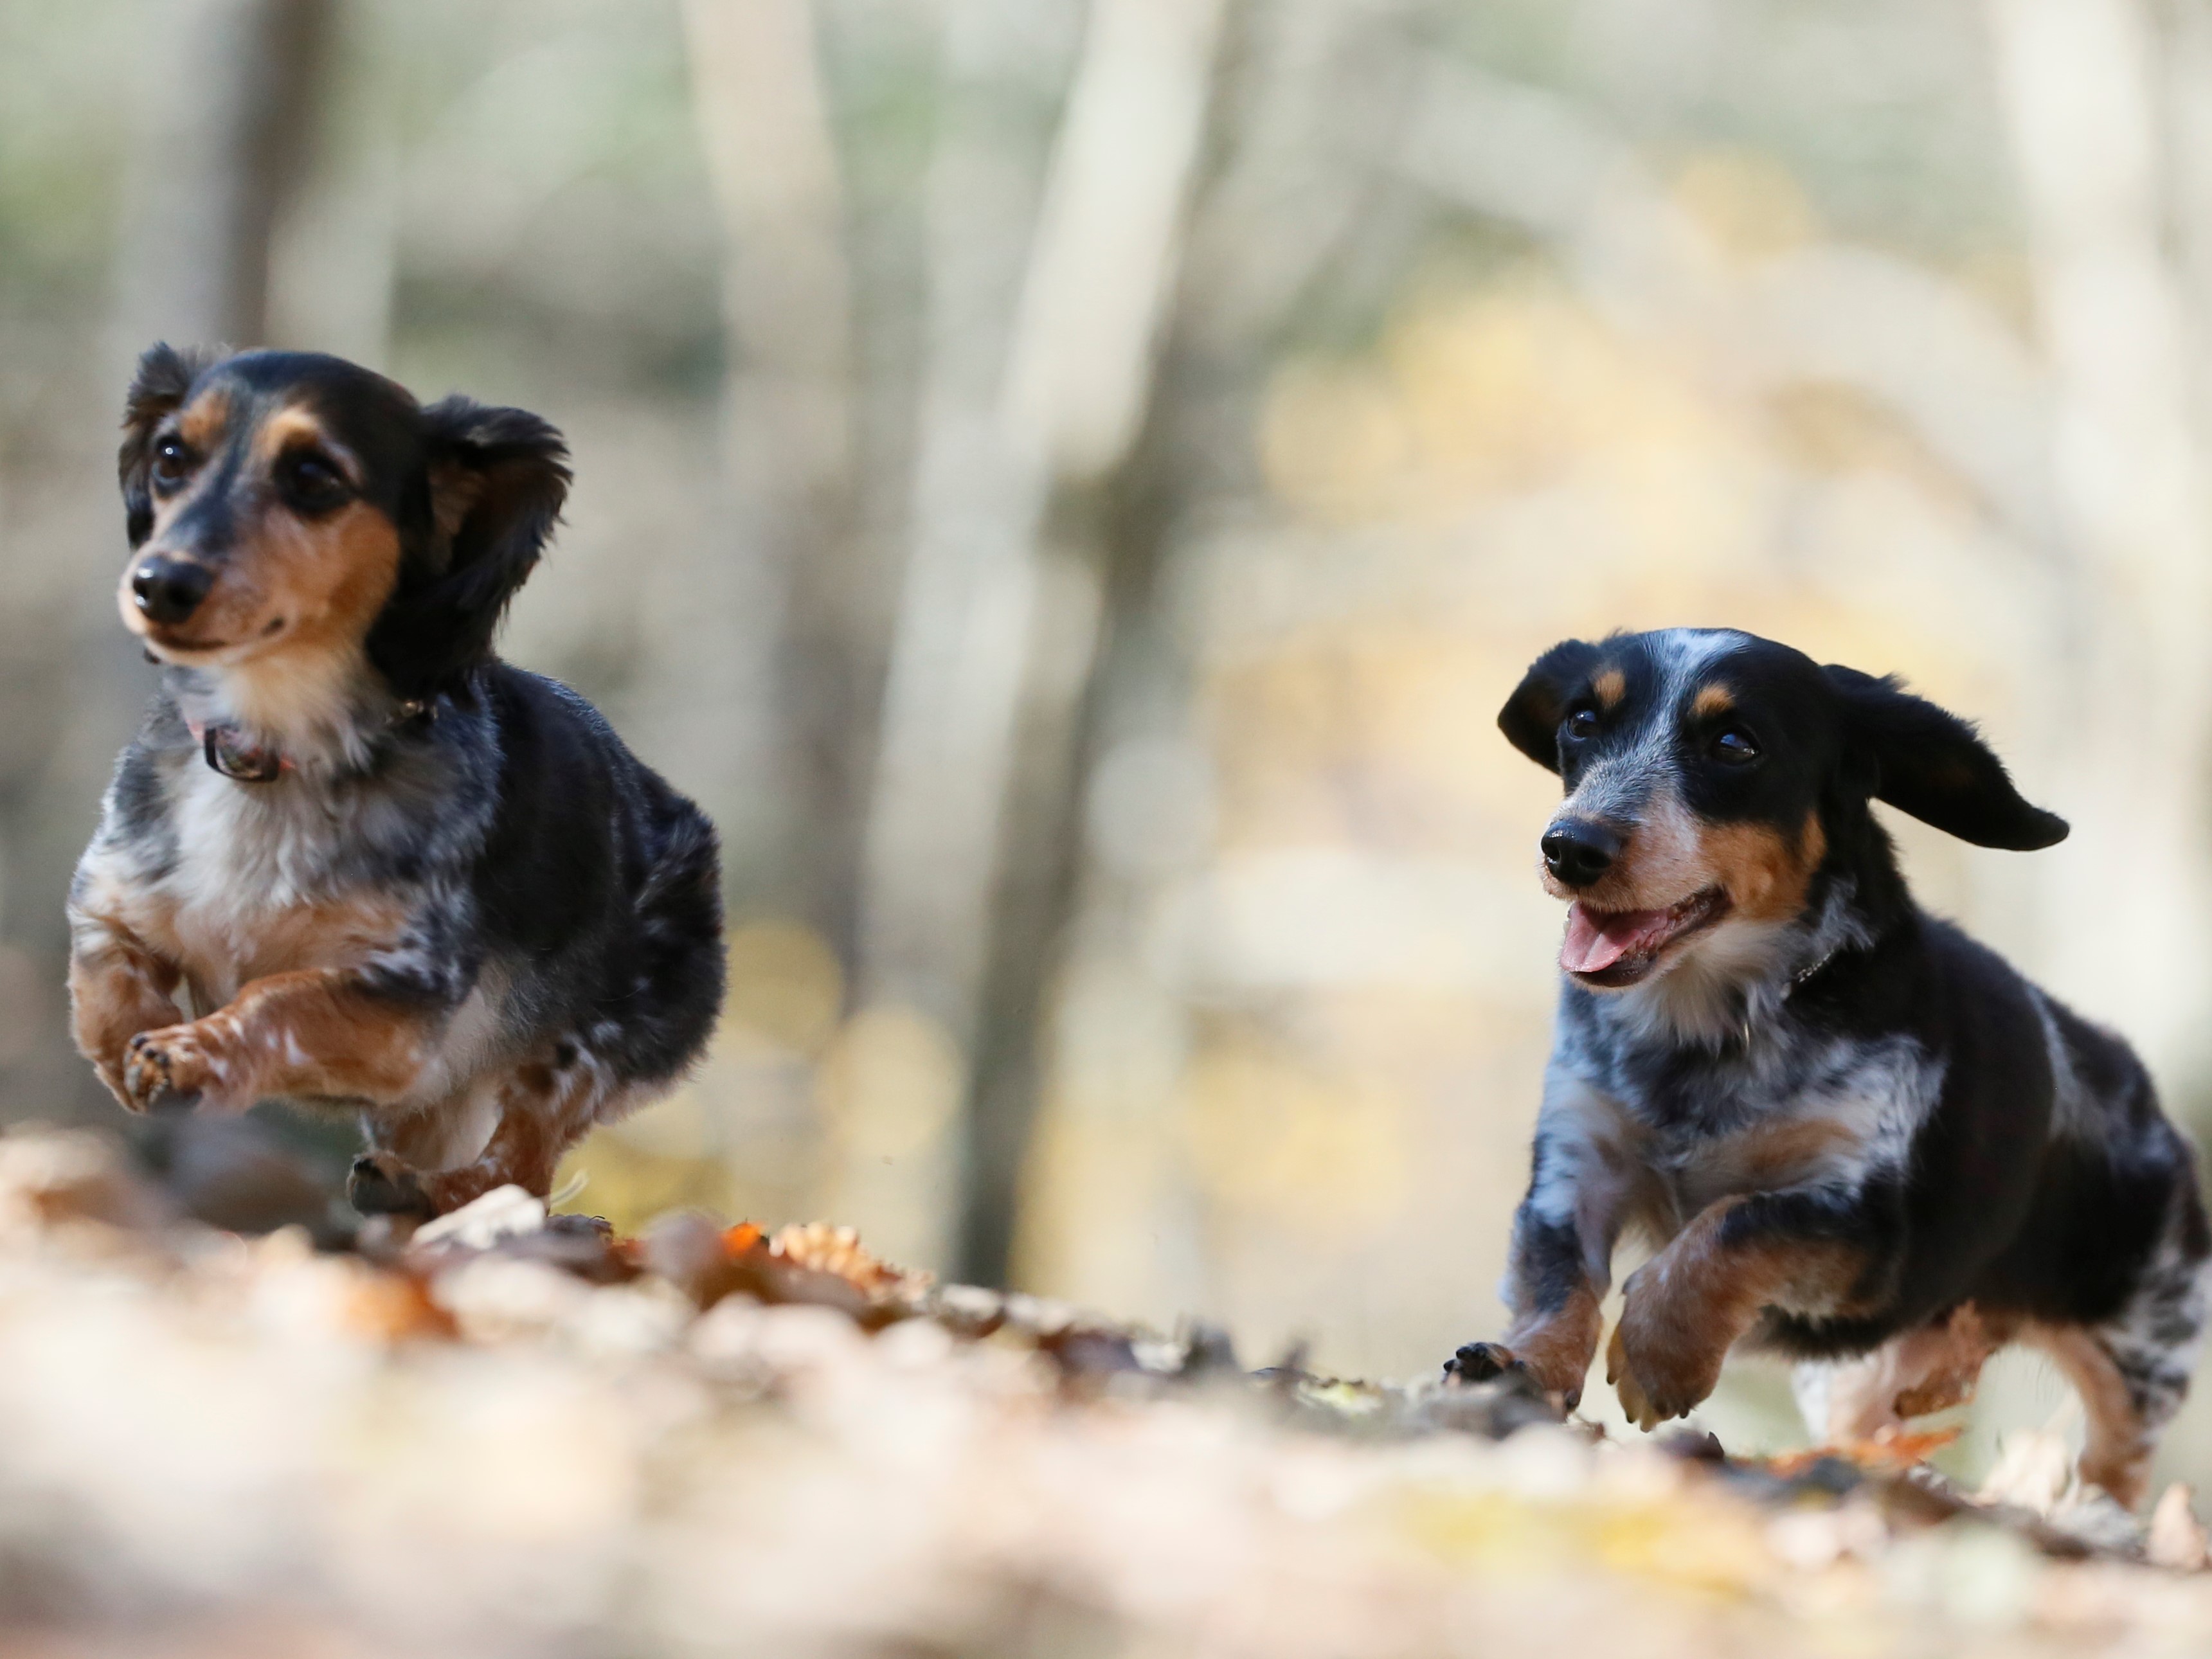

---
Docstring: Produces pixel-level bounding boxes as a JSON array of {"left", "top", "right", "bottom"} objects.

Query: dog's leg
[
  {"left": 351, "top": 1059, "right": 602, "bottom": 1217},
  {"left": 67, "top": 917, "right": 186, "bottom": 1108},
  {"left": 2024, "top": 1228, "right": 2207, "bottom": 1509},
  {"left": 1449, "top": 1212, "right": 1607, "bottom": 1408},
  {"left": 1793, "top": 1303, "right": 2004, "bottom": 1446},
  {"left": 119, "top": 969, "right": 442, "bottom": 1115},
  {"left": 2026, "top": 1326, "right": 2163, "bottom": 1509},
  {"left": 1608, "top": 1187, "right": 1887, "bottom": 1430},
  {"left": 1447, "top": 1083, "right": 1639, "bottom": 1409}
]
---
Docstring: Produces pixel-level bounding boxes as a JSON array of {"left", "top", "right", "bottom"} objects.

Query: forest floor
[{"left": 1, "top": 1120, "right": 2209, "bottom": 1659}]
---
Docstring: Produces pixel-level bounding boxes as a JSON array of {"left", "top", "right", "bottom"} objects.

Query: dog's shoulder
[{"left": 85, "top": 707, "right": 188, "bottom": 868}]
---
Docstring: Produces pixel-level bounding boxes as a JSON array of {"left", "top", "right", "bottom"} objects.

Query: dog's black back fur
[{"left": 440, "top": 668, "right": 723, "bottom": 1083}]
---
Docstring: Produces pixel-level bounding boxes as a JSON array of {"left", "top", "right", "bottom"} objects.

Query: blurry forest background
[{"left": 3, "top": 0, "right": 2212, "bottom": 1485}]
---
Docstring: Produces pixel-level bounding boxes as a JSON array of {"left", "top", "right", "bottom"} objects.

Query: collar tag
[
  {"left": 184, "top": 697, "right": 434, "bottom": 784},
  {"left": 200, "top": 723, "right": 285, "bottom": 784}
]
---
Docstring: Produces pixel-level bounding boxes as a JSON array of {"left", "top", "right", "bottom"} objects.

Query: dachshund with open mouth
[
  {"left": 67, "top": 345, "right": 724, "bottom": 1219},
  {"left": 1445, "top": 627, "right": 2209, "bottom": 1508}
]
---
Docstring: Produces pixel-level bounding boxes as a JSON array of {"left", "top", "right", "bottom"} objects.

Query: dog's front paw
[
  {"left": 1444, "top": 1340, "right": 1527, "bottom": 1386},
  {"left": 121, "top": 1026, "right": 217, "bottom": 1113},
  {"left": 348, "top": 1151, "right": 436, "bottom": 1218},
  {"left": 1444, "top": 1338, "right": 1583, "bottom": 1413},
  {"left": 1606, "top": 1273, "right": 1727, "bottom": 1431}
]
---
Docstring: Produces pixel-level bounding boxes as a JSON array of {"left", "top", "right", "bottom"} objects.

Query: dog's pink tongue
[{"left": 1560, "top": 904, "right": 1661, "bottom": 974}]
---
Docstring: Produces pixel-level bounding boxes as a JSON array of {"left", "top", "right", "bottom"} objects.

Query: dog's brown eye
[
  {"left": 150, "top": 438, "right": 189, "bottom": 488},
  {"left": 1565, "top": 708, "right": 1599, "bottom": 740},
  {"left": 279, "top": 450, "right": 349, "bottom": 510},
  {"left": 1713, "top": 729, "right": 1759, "bottom": 764}
]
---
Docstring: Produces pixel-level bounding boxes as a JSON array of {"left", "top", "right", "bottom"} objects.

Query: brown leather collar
[{"left": 186, "top": 699, "right": 433, "bottom": 784}]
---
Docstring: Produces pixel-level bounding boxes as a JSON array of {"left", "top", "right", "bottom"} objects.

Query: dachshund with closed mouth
[
  {"left": 68, "top": 345, "right": 724, "bottom": 1219},
  {"left": 1445, "top": 627, "right": 2208, "bottom": 1508}
]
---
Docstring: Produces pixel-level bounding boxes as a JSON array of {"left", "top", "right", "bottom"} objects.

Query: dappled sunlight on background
[{"left": 4, "top": 0, "right": 2211, "bottom": 1502}]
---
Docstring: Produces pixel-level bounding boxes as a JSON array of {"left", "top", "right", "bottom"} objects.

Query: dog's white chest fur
[{"left": 162, "top": 766, "right": 369, "bottom": 1002}]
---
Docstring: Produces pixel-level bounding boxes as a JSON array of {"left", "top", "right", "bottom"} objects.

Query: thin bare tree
[
  {"left": 952, "top": 0, "right": 1234, "bottom": 1284},
  {"left": 116, "top": 0, "right": 334, "bottom": 350}
]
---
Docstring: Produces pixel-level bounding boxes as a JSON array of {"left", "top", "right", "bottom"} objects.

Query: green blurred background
[{"left": 4, "top": 0, "right": 2211, "bottom": 1485}]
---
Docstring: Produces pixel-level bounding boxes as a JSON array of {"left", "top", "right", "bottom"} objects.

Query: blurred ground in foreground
[
  {"left": 8, "top": 1125, "right": 2212, "bottom": 1659},
  {"left": 6, "top": 0, "right": 2212, "bottom": 1494}
]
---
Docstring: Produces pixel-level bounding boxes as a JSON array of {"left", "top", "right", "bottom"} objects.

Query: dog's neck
[
  {"left": 1596, "top": 884, "right": 1869, "bottom": 1052},
  {"left": 165, "top": 645, "right": 414, "bottom": 779}
]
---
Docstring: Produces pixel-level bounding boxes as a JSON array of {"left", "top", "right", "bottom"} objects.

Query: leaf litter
[{"left": 0, "top": 1122, "right": 2206, "bottom": 1658}]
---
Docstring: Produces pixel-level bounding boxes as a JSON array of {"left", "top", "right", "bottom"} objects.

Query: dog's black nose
[
  {"left": 130, "top": 557, "right": 213, "bottom": 625},
  {"left": 1542, "top": 818, "right": 1621, "bottom": 887}
]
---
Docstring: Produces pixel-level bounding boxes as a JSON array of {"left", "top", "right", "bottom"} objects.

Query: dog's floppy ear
[
  {"left": 372, "top": 396, "right": 570, "bottom": 695},
  {"left": 118, "top": 343, "right": 222, "bottom": 546},
  {"left": 1498, "top": 639, "right": 1602, "bottom": 773},
  {"left": 1825, "top": 665, "right": 2067, "bottom": 850}
]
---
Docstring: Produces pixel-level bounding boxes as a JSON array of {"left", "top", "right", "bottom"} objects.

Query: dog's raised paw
[
  {"left": 1607, "top": 1302, "right": 1718, "bottom": 1431},
  {"left": 121, "top": 1030, "right": 206, "bottom": 1113},
  {"left": 348, "top": 1152, "right": 436, "bottom": 1218}
]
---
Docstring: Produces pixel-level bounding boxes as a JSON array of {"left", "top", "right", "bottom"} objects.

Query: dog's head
[
  {"left": 1500, "top": 628, "right": 2066, "bottom": 991},
  {"left": 115, "top": 344, "right": 570, "bottom": 701}
]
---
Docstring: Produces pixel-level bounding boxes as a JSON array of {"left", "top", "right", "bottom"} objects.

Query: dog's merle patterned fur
[{"left": 1448, "top": 627, "right": 2208, "bottom": 1507}]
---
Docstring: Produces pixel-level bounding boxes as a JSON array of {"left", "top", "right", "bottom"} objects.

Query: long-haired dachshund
[
  {"left": 68, "top": 346, "right": 724, "bottom": 1219},
  {"left": 1448, "top": 627, "right": 2209, "bottom": 1508}
]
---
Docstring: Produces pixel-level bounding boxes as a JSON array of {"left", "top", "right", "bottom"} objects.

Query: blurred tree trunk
[
  {"left": 116, "top": 0, "right": 333, "bottom": 350},
  {"left": 2166, "top": 0, "right": 2212, "bottom": 329},
  {"left": 998, "top": 3, "right": 1465, "bottom": 1314},
  {"left": 1986, "top": 0, "right": 2212, "bottom": 1095},
  {"left": 264, "top": 1, "right": 400, "bottom": 367},
  {"left": 856, "top": 0, "right": 1076, "bottom": 1041},
  {"left": 961, "top": 0, "right": 1423, "bottom": 1290},
  {"left": 851, "top": 0, "right": 1228, "bottom": 1284},
  {"left": 844, "top": 0, "right": 1080, "bottom": 1268},
  {"left": 680, "top": 0, "right": 863, "bottom": 946},
  {"left": 953, "top": 0, "right": 1234, "bottom": 1286}
]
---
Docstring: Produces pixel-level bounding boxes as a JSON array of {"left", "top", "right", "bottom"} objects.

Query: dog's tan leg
[
  {"left": 1800, "top": 1303, "right": 2006, "bottom": 1445},
  {"left": 417, "top": 1102, "right": 570, "bottom": 1212},
  {"left": 1484, "top": 1282, "right": 1606, "bottom": 1401},
  {"left": 2020, "top": 1201, "right": 2208, "bottom": 1511},
  {"left": 2028, "top": 1324, "right": 2161, "bottom": 1509},
  {"left": 352, "top": 1061, "right": 604, "bottom": 1217},
  {"left": 67, "top": 919, "right": 186, "bottom": 1108},
  {"left": 120, "top": 969, "right": 440, "bottom": 1113},
  {"left": 1608, "top": 1193, "right": 1873, "bottom": 1430},
  {"left": 1450, "top": 1214, "right": 1621, "bottom": 1409}
]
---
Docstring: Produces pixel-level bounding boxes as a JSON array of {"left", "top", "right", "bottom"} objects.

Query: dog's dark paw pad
[
  {"left": 1444, "top": 1341, "right": 1522, "bottom": 1385},
  {"left": 348, "top": 1153, "right": 435, "bottom": 1218},
  {"left": 546, "top": 1212, "right": 615, "bottom": 1239}
]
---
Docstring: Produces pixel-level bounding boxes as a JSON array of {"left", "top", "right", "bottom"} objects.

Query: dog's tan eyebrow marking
[
  {"left": 1693, "top": 683, "right": 1736, "bottom": 718},
  {"left": 255, "top": 408, "right": 361, "bottom": 481},
  {"left": 175, "top": 390, "right": 231, "bottom": 452},
  {"left": 1592, "top": 667, "right": 1627, "bottom": 708}
]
